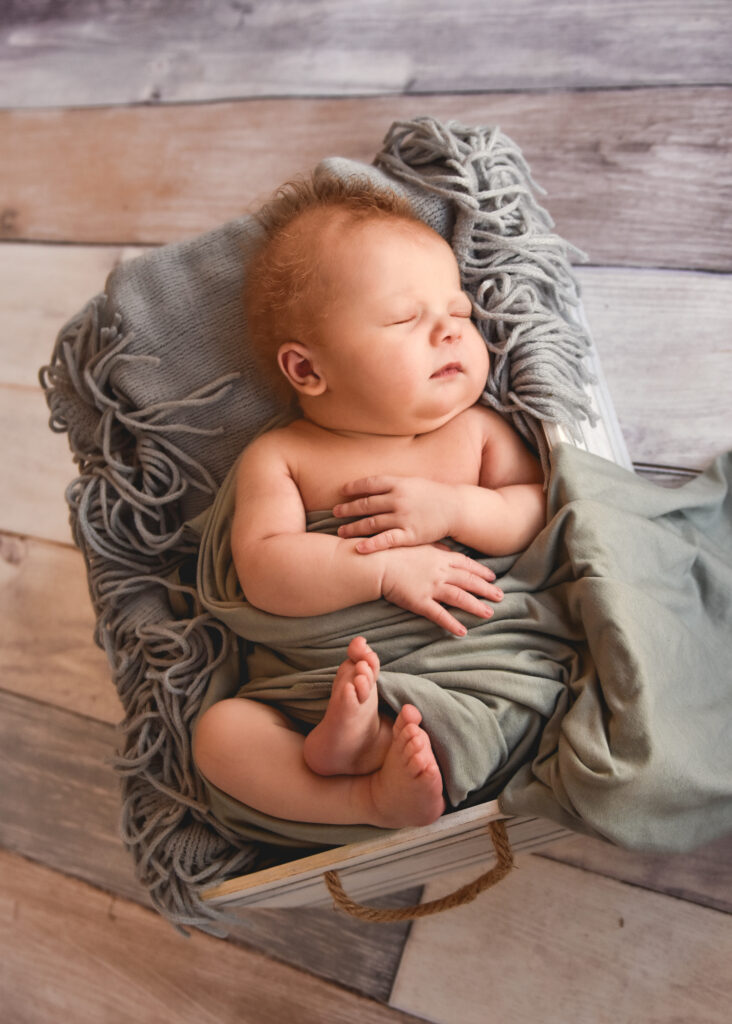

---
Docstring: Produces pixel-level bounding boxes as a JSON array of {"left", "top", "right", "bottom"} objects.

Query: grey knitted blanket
[{"left": 40, "top": 117, "right": 598, "bottom": 932}]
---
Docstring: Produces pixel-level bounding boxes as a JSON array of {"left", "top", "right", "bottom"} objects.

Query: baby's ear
[{"left": 277, "top": 342, "right": 327, "bottom": 396}]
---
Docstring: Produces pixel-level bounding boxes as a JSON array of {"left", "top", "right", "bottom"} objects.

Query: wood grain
[
  {"left": 390, "top": 856, "right": 732, "bottom": 1024},
  {"left": 1, "top": 0, "right": 730, "bottom": 107},
  {"left": 2, "top": 88, "right": 731, "bottom": 270},
  {"left": 0, "top": 385, "right": 78, "bottom": 544},
  {"left": 581, "top": 266, "right": 732, "bottom": 468},
  {"left": 0, "top": 242, "right": 125, "bottom": 388},
  {"left": 538, "top": 832, "right": 732, "bottom": 914},
  {"left": 0, "top": 688, "right": 143, "bottom": 903},
  {"left": 0, "top": 849, "right": 421, "bottom": 1024},
  {"left": 0, "top": 534, "right": 119, "bottom": 724},
  {"left": 0, "top": 690, "right": 419, "bottom": 1002}
]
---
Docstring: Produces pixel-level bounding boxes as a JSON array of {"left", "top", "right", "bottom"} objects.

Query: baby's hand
[
  {"left": 379, "top": 544, "right": 502, "bottom": 637},
  {"left": 334, "top": 476, "right": 456, "bottom": 552}
]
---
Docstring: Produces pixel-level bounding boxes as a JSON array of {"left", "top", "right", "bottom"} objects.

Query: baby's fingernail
[
  {"left": 484, "top": 606, "right": 494, "bottom": 617},
  {"left": 494, "top": 589, "right": 503, "bottom": 599},
  {"left": 487, "top": 571, "right": 496, "bottom": 580}
]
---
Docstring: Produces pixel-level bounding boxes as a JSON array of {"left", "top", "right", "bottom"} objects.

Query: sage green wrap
[{"left": 194, "top": 441, "right": 732, "bottom": 853}]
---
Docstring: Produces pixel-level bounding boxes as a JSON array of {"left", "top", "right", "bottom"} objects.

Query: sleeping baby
[{"left": 193, "top": 175, "right": 545, "bottom": 831}]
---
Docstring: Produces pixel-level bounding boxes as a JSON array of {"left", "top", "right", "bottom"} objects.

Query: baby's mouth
[{"left": 430, "top": 362, "right": 463, "bottom": 379}]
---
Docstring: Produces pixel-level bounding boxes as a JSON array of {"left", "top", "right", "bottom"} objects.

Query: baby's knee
[{"left": 193, "top": 698, "right": 246, "bottom": 777}]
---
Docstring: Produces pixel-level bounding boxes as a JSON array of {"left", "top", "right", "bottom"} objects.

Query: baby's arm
[
  {"left": 231, "top": 433, "right": 384, "bottom": 615},
  {"left": 231, "top": 432, "right": 501, "bottom": 634},
  {"left": 457, "top": 410, "right": 545, "bottom": 553},
  {"left": 336, "top": 409, "right": 545, "bottom": 557}
]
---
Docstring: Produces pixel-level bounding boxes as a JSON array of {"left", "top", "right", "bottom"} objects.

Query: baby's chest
[{"left": 294, "top": 432, "right": 483, "bottom": 512}]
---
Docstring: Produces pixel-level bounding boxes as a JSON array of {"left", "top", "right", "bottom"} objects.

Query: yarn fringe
[{"left": 40, "top": 296, "right": 258, "bottom": 933}]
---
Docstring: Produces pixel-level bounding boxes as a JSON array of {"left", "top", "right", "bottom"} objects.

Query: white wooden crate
[{"left": 202, "top": 307, "right": 631, "bottom": 913}]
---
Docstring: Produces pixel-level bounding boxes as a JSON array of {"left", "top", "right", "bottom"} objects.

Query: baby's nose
[{"left": 431, "top": 313, "right": 461, "bottom": 344}]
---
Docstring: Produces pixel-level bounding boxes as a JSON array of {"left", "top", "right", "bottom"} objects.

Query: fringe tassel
[{"left": 40, "top": 295, "right": 257, "bottom": 932}]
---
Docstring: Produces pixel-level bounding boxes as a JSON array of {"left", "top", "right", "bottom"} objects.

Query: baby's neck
[{"left": 297, "top": 407, "right": 454, "bottom": 445}]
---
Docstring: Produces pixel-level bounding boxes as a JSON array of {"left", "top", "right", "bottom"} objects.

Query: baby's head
[
  {"left": 245, "top": 174, "right": 489, "bottom": 435},
  {"left": 245, "top": 174, "right": 422, "bottom": 392}
]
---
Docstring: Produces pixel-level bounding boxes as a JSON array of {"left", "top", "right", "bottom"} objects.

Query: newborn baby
[{"left": 194, "top": 175, "right": 545, "bottom": 830}]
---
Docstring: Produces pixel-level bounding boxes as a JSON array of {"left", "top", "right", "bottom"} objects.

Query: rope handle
[{"left": 323, "top": 818, "right": 514, "bottom": 923}]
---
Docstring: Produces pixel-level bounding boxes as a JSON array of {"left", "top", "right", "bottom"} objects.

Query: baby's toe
[
  {"left": 394, "top": 704, "right": 422, "bottom": 739},
  {"left": 352, "top": 664, "right": 374, "bottom": 703},
  {"left": 395, "top": 722, "right": 421, "bottom": 754}
]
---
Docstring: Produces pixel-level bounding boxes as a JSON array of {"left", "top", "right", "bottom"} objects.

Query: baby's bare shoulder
[
  {"left": 461, "top": 405, "right": 542, "bottom": 486},
  {"left": 238, "top": 420, "right": 303, "bottom": 471},
  {"left": 232, "top": 424, "right": 308, "bottom": 547},
  {"left": 456, "top": 404, "right": 510, "bottom": 442}
]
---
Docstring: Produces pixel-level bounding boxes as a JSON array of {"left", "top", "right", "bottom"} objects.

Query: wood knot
[{"left": 0, "top": 535, "right": 26, "bottom": 566}]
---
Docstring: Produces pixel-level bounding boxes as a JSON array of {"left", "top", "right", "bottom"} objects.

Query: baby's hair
[{"left": 244, "top": 174, "right": 421, "bottom": 393}]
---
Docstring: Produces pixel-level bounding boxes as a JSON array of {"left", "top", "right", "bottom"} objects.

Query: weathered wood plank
[
  {"left": 0, "top": 690, "right": 418, "bottom": 1000},
  {"left": 0, "top": 385, "right": 78, "bottom": 544},
  {"left": 389, "top": 856, "right": 732, "bottom": 1024},
  {"left": 0, "top": 534, "right": 119, "bottom": 724},
  {"left": 1, "top": 0, "right": 730, "bottom": 107},
  {"left": 580, "top": 266, "right": 732, "bottom": 469},
  {"left": 2, "top": 88, "right": 731, "bottom": 270},
  {"left": 0, "top": 849, "right": 421, "bottom": 1024},
  {"left": 538, "top": 832, "right": 732, "bottom": 914},
  {"left": 0, "top": 242, "right": 125, "bottom": 388},
  {"left": 0, "top": 689, "right": 143, "bottom": 903}
]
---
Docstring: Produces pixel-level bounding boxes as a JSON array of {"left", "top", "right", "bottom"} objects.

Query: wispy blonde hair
[{"left": 244, "top": 174, "right": 420, "bottom": 391}]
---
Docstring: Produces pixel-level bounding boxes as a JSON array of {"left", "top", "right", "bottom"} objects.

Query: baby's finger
[
  {"left": 449, "top": 566, "right": 503, "bottom": 603},
  {"left": 420, "top": 599, "right": 469, "bottom": 637},
  {"left": 340, "top": 476, "right": 396, "bottom": 499},
  {"left": 440, "top": 584, "right": 496, "bottom": 622},
  {"left": 336, "top": 512, "right": 394, "bottom": 538},
  {"left": 452, "top": 554, "right": 497, "bottom": 582},
  {"left": 333, "top": 493, "right": 393, "bottom": 520},
  {"left": 354, "top": 529, "right": 411, "bottom": 554}
]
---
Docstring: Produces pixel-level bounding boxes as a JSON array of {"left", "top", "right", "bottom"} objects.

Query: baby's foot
[
  {"left": 366, "top": 705, "right": 446, "bottom": 829},
  {"left": 303, "top": 636, "right": 391, "bottom": 777}
]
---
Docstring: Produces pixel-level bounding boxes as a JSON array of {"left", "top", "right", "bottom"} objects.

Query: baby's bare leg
[
  {"left": 303, "top": 636, "right": 392, "bottom": 777},
  {"left": 193, "top": 694, "right": 445, "bottom": 829}
]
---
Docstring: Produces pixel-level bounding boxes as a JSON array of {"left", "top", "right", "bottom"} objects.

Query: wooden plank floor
[{"left": 2, "top": 2, "right": 731, "bottom": 1021}]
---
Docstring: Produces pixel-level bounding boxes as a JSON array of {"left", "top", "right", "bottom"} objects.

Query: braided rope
[{"left": 324, "top": 819, "right": 513, "bottom": 923}]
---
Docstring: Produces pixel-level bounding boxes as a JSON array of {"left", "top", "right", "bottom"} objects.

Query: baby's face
[{"left": 303, "top": 217, "right": 489, "bottom": 436}]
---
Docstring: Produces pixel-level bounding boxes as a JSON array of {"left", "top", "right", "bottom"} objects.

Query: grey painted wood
[
  {"left": 538, "top": 832, "right": 732, "bottom": 914},
  {"left": 4, "top": 88, "right": 731, "bottom": 271},
  {"left": 389, "top": 856, "right": 732, "bottom": 1024},
  {"left": 0, "top": 689, "right": 146, "bottom": 903},
  {"left": 1, "top": 0, "right": 730, "bottom": 107},
  {"left": 0, "top": 689, "right": 417, "bottom": 1002}
]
